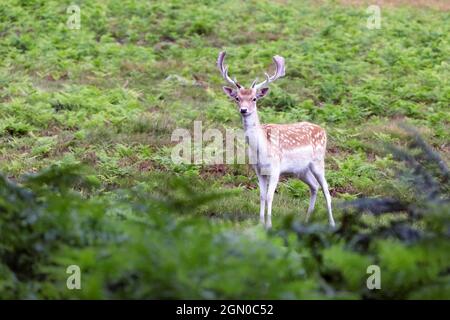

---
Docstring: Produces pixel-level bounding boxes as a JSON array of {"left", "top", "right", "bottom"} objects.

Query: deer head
[{"left": 218, "top": 51, "right": 285, "bottom": 116}]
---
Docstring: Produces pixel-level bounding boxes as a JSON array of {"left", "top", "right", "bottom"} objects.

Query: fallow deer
[{"left": 217, "top": 51, "right": 335, "bottom": 228}]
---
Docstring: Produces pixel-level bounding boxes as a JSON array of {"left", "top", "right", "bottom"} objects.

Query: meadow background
[{"left": 0, "top": 0, "right": 449, "bottom": 299}]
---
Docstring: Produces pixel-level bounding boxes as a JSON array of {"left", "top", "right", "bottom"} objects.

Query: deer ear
[
  {"left": 223, "top": 86, "right": 237, "bottom": 99},
  {"left": 257, "top": 87, "right": 270, "bottom": 99}
]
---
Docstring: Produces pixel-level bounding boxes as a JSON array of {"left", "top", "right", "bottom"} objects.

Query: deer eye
[
  {"left": 252, "top": 97, "right": 257, "bottom": 102},
  {"left": 235, "top": 97, "right": 240, "bottom": 102}
]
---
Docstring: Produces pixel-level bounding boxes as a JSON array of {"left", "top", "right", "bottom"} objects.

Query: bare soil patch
[{"left": 338, "top": 0, "right": 450, "bottom": 11}]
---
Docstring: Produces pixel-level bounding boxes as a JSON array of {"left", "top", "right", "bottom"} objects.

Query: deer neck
[{"left": 242, "top": 111, "right": 269, "bottom": 166}]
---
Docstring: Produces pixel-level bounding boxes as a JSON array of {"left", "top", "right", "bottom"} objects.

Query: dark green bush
[{"left": 1, "top": 129, "right": 448, "bottom": 299}]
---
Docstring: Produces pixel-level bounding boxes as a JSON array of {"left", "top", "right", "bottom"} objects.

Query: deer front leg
[
  {"left": 265, "top": 171, "right": 280, "bottom": 229},
  {"left": 256, "top": 173, "right": 268, "bottom": 225}
]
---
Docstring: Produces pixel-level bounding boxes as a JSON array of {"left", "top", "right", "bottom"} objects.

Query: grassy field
[{"left": 0, "top": 0, "right": 449, "bottom": 299}]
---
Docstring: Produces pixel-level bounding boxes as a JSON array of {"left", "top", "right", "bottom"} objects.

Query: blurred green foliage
[
  {"left": 1, "top": 131, "right": 449, "bottom": 298},
  {"left": 0, "top": 0, "right": 449, "bottom": 299}
]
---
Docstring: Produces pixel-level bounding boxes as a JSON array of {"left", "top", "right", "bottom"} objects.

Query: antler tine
[
  {"left": 217, "top": 51, "right": 241, "bottom": 88},
  {"left": 253, "top": 55, "right": 286, "bottom": 90}
]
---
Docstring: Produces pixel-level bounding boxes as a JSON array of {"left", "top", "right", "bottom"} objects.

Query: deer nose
[{"left": 240, "top": 108, "right": 248, "bottom": 114}]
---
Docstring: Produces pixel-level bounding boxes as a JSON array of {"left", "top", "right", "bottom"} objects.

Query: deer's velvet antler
[
  {"left": 217, "top": 51, "right": 242, "bottom": 89},
  {"left": 251, "top": 55, "right": 286, "bottom": 89}
]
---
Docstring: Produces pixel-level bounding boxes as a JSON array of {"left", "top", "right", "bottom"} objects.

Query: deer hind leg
[
  {"left": 265, "top": 171, "right": 280, "bottom": 229},
  {"left": 309, "top": 161, "right": 336, "bottom": 227},
  {"left": 298, "top": 170, "right": 319, "bottom": 223},
  {"left": 256, "top": 173, "right": 268, "bottom": 225}
]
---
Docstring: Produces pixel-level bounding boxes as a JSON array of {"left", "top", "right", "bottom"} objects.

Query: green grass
[
  {"left": 1, "top": 0, "right": 448, "bottom": 180},
  {"left": 0, "top": 0, "right": 449, "bottom": 299}
]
